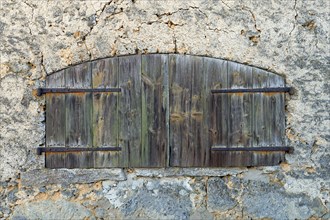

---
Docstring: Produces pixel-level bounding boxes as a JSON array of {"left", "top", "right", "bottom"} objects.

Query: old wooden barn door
[{"left": 40, "top": 54, "right": 291, "bottom": 168}]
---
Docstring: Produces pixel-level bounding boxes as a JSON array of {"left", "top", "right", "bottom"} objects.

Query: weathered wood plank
[
  {"left": 65, "top": 151, "right": 94, "bottom": 168},
  {"left": 208, "top": 151, "right": 285, "bottom": 167},
  {"left": 65, "top": 63, "right": 93, "bottom": 149},
  {"left": 118, "top": 55, "right": 141, "bottom": 167},
  {"left": 46, "top": 70, "right": 66, "bottom": 147},
  {"left": 267, "top": 73, "right": 285, "bottom": 146},
  {"left": 205, "top": 58, "right": 228, "bottom": 167},
  {"left": 169, "top": 54, "right": 191, "bottom": 167},
  {"left": 252, "top": 67, "right": 269, "bottom": 147},
  {"left": 92, "top": 57, "right": 121, "bottom": 167},
  {"left": 46, "top": 151, "right": 123, "bottom": 168},
  {"left": 169, "top": 55, "right": 205, "bottom": 167},
  {"left": 45, "top": 152, "right": 66, "bottom": 168},
  {"left": 189, "top": 56, "right": 205, "bottom": 167},
  {"left": 249, "top": 68, "right": 285, "bottom": 166},
  {"left": 45, "top": 71, "right": 66, "bottom": 168},
  {"left": 141, "top": 54, "right": 168, "bottom": 167},
  {"left": 227, "top": 62, "right": 253, "bottom": 148}
]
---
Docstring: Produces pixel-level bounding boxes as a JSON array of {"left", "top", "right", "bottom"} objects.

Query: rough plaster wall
[{"left": 0, "top": 0, "right": 329, "bottom": 219}]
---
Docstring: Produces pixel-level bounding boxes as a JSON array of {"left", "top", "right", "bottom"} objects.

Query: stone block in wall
[
  {"left": 20, "top": 169, "right": 126, "bottom": 187},
  {"left": 134, "top": 168, "right": 247, "bottom": 177},
  {"left": 206, "top": 177, "right": 237, "bottom": 212},
  {"left": 12, "top": 200, "right": 92, "bottom": 220}
]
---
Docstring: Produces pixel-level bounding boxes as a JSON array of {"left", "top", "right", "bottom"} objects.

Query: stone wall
[{"left": 0, "top": 0, "right": 329, "bottom": 219}]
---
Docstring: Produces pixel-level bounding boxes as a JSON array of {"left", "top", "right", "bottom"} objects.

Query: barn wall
[{"left": 0, "top": 0, "right": 329, "bottom": 219}]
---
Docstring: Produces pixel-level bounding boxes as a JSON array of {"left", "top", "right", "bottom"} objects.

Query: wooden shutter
[
  {"left": 209, "top": 61, "right": 287, "bottom": 166},
  {"left": 42, "top": 54, "right": 290, "bottom": 168},
  {"left": 45, "top": 64, "right": 94, "bottom": 168}
]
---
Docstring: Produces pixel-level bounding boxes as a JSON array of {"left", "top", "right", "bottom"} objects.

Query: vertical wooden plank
[
  {"left": 64, "top": 63, "right": 92, "bottom": 168},
  {"left": 227, "top": 62, "right": 253, "bottom": 148},
  {"left": 169, "top": 54, "right": 191, "bottom": 167},
  {"left": 45, "top": 70, "right": 66, "bottom": 168},
  {"left": 45, "top": 152, "right": 66, "bottom": 168},
  {"left": 189, "top": 56, "right": 205, "bottom": 167},
  {"left": 208, "top": 151, "right": 284, "bottom": 167},
  {"left": 204, "top": 58, "right": 228, "bottom": 166},
  {"left": 252, "top": 68, "right": 269, "bottom": 147},
  {"left": 118, "top": 55, "right": 141, "bottom": 167},
  {"left": 249, "top": 68, "right": 285, "bottom": 166},
  {"left": 267, "top": 73, "right": 285, "bottom": 146},
  {"left": 65, "top": 151, "right": 94, "bottom": 168},
  {"left": 141, "top": 54, "right": 168, "bottom": 167},
  {"left": 46, "top": 70, "right": 66, "bottom": 147},
  {"left": 169, "top": 55, "right": 205, "bottom": 167},
  {"left": 165, "top": 56, "right": 170, "bottom": 167},
  {"left": 92, "top": 57, "right": 122, "bottom": 167}
]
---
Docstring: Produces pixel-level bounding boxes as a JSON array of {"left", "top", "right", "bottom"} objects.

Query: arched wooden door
[{"left": 39, "top": 54, "right": 292, "bottom": 168}]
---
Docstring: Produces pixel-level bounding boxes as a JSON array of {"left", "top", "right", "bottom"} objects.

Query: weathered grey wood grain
[
  {"left": 227, "top": 62, "right": 253, "bottom": 148},
  {"left": 45, "top": 71, "right": 66, "bottom": 168},
  {"left": 118, "top": 55, "right": 141, "bottom": 167},
  {"left": 46, "top": 70, "right": 66, "bottom": 148},
  {"left": 65, "top": 63, "right": 93, "bottom": 148},
  {"left": 267, "top": 73, "right": 285, "bottom": 146},
  {"left": 247, "top": 67, "right": 286, "bottom": 166},
  {"left": 208, "top": 151, "right": 285, "bottom": 167},
  {"left": 45, "top": 152, "right": 66, "bottom": 168},
  {"left": 65, "top": 151, "right": 94, "bottom": 168},
  {"left": 205, "top": 58, "right": 228, "bottom": 167},
  {"left": 92, "top": 58, "right": 121, "bottom": 167},
  {"left": 141, "top": 54, "right": 168, "bottom": 167},
  {"left": 189, "top": 56, "right": 205, "bottom": 167},
  {"left": 169, "top": 54, "right": 191, "bottom": 167},
  {"left": 252, "top": 67, "right": 269, "bottom": 147}
]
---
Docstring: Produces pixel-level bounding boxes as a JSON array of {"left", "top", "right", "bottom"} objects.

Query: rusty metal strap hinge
[
  {"left": 36, "top": 88, "right": 122, "bottom": 96},
  {"left": 211, "top": 146, "right": 293, "bottom": 153},
  {"left": 37, "top": 147, "right": 122, "bottom": 155},
  {"left": 211, "top": 87, "right": 293, "bottom": 94}
]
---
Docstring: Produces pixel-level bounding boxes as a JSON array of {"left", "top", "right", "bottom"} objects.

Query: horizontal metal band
[
  {"left": 37, "top": 147, "right": 122, "bottom": 155},
  {"left": 211, "top": 146, "right": 293, "bottom": 153},
  {"left": 37, "top": 88, "right": 121, "bottom": 96},
  {"left": 211, "top": 87, "right": 292, "bottom": 94}
]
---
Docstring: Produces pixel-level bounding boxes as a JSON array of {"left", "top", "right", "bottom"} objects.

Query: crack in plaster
[
  {"left": 81, "top": 0, "right": 113, "bottom": 60},
  {"left": 242, "top": 7, "right": 261, "bottom": 33},
  {"left": 40, "top": 52, "right": 46, "bottom": 74},
  {"left": 220, "top": 0, "right": 231, "bottom": 9},
  {"left": 22, "top": 2, "right": 34, "bottom": 36},
  {"left": 155, "top": 6, "right": 206, "bottom": 19},
  {"left": 289, "top": 0, "right": 298, "bottom": 36}
]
